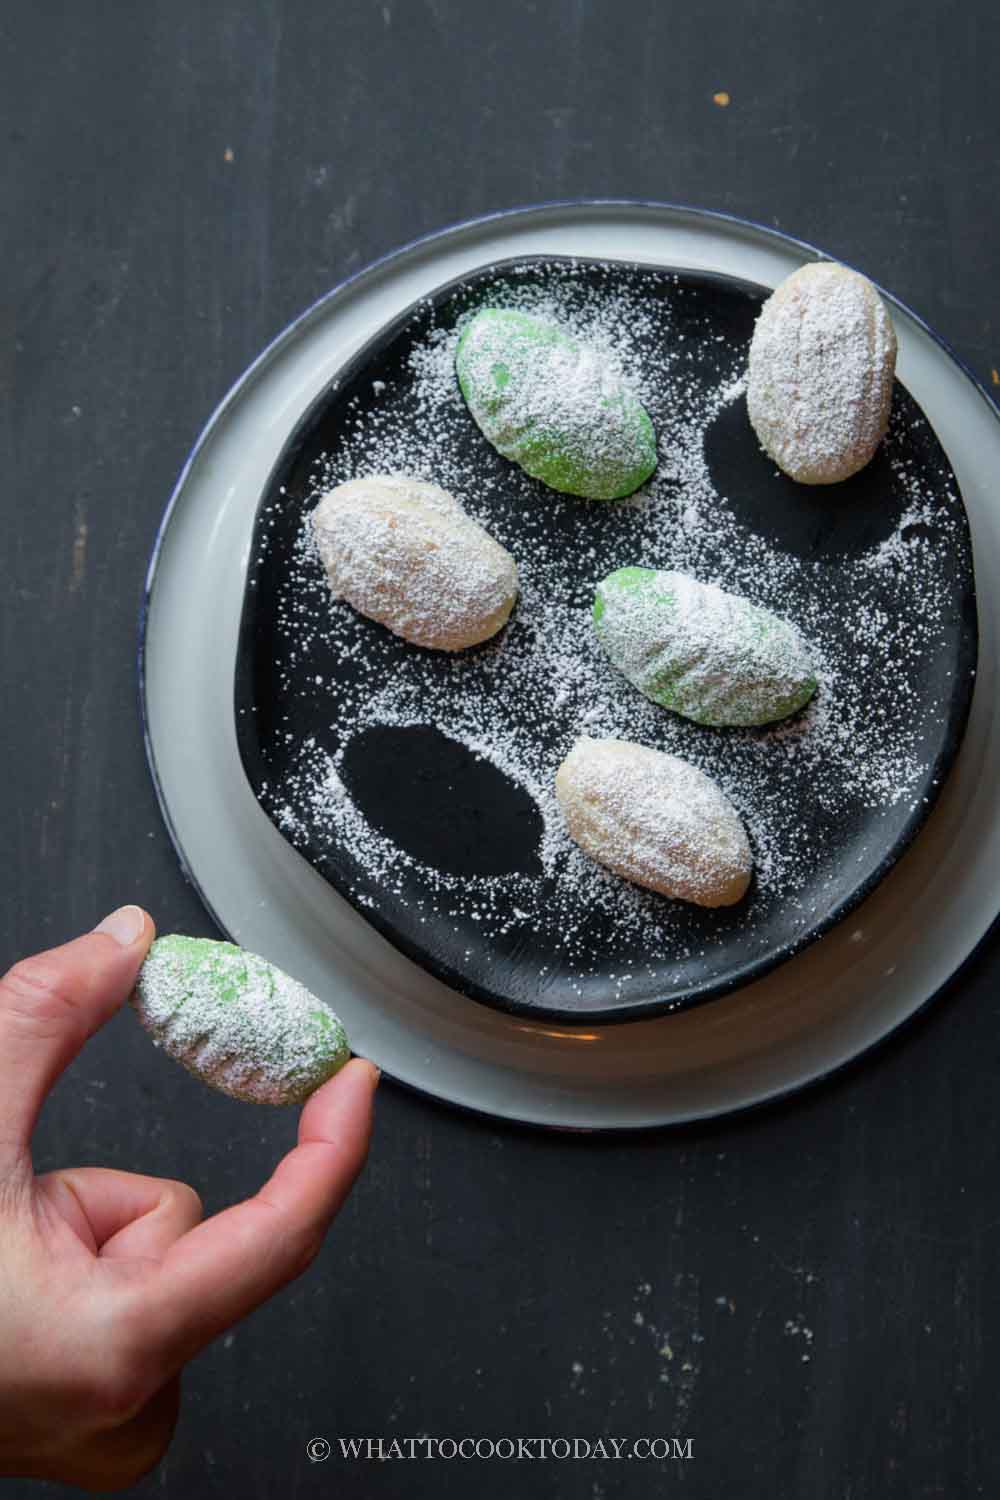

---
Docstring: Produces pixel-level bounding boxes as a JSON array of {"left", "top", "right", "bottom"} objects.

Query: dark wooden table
[{"left": 4, "top": 3, "right": 999, "bottom": 1495}]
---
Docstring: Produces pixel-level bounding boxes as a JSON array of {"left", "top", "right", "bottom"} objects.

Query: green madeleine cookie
[
  {"left": 131, "top": 935, "right": 350, "bottom": 1105},
  {"left": 454, "top": 307, "right": 657, "bottom": 501},
  {"left": 593, "top": 567, "right": 817, "bottom": 727}
]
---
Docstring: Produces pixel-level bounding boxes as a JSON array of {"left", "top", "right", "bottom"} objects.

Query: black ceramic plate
[{"left": 235, "top": 255, "right": 977, "bottom": 1024}]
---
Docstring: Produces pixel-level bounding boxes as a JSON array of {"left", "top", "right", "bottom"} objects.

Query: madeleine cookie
[
  {"left": 746, "top": 261, "right": 897, "bottom": 484},
  {"left": 132, "top": 935, "right": 350, "bottom": 1105},
  {"left": 593, "top": 567, "right": 816, "bottom": 727},
  {"left": 555, "top": 737, "right": 752, "bottom": 907},
  {"left": 311, "top": 475, "right": 518, "bottom": 650},
  {"left": 455, "top": 307, "right": 657, "bottom": 501}
]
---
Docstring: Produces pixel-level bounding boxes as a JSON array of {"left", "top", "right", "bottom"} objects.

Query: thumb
[{"left": 0, "top": 906, "right": 154, "bottom": 1175}]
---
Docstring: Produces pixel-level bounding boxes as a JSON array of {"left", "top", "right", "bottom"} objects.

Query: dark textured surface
[{"left": 2, "top": 2, "right": 1000, "bottom": 1495}]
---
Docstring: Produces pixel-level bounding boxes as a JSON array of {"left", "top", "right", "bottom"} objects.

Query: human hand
[{"left": 0, "top": 906, "right": 378, "bottom": 1490}]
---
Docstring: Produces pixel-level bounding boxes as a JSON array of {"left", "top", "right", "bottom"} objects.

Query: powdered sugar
[
  {"left": 556, "top": 737, "right": 752, "bottom": 907},
  {"left": 747, "top": 262, "right": 897, "bottom": 484},
  {"left": 593, "top": 568, "right": 817, "bottom": 727},
  {"left": 133, "top": 935, "right": 350, "bottom": 1105},
  {"left": 455, "top": 307, "right": 656, "bottom": 499},
  {"left": 242, "top": 259, "right": 973, "bottom": 1008},
  {"left": 312, "top": 475, "right": 518, "bottom": 651}
]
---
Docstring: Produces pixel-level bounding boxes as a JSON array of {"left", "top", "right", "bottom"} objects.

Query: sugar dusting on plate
[{"left": 246, "top": 261, "right": 972, "bottom": 1004}]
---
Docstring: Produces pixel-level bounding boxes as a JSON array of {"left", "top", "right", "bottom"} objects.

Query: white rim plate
[{"left": 140, "top": 201, "right": 1000, "bottom": 1130}]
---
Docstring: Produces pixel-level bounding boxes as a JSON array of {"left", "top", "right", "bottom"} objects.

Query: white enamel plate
[{"left": 141, "top": 202, "right": 1000, "bottom": 1129}]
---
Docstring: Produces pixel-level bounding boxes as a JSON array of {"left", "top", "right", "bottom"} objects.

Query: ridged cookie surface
[
  {"left": 593, "top": 567, "right": 816, "bottom": 727},
  {"left": 746, "top": 262, "right": 897, "bottom": 484},
  {"left": 555, "top": 737, "right": 753, "bottom": 908},
  {"left": 455, "top": 308, "right": 657, "bottom": 501},
  {"left": 312, "top": 474, "right": 518, "bottom": 650},
  {"left": 132, "top": 936, "right": 350, "bottom": 1105}
]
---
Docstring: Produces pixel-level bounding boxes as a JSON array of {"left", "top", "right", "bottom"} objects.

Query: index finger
[{"left": 144, "top": 1057, "right": 378, "bottom": 1366}]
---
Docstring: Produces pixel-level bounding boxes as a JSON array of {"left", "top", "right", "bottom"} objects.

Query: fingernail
[
  {"left": 94, "top": 905, "right": 146, "bottom": 947},
  {"left": 366, "top": 1060, "right": 382, "bottom": 1087}
]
